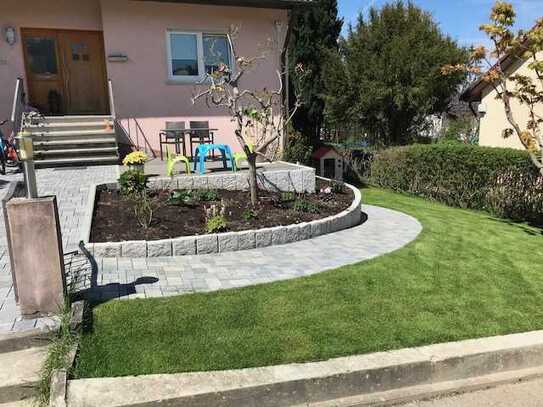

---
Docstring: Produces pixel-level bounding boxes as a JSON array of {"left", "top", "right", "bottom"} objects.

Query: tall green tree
[
  {"left": 325, "top": 1, "right": 469, "bottom": 146},
  {"left": 288, "top": 0, "right": 343, "bottom": 145}
]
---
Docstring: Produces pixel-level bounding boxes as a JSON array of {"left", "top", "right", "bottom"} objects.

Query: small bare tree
[
  {"left": 192, "top": 31, "right": 307, "bottom": 206},
  {"left": 443, "top": 2, "right": 543, "bottom": 175}
]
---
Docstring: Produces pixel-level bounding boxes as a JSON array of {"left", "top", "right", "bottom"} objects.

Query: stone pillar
[{"left": 5, "top": 196, "right": 66, "bottom": 316}]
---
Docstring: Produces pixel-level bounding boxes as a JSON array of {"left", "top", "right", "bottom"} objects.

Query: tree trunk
[{"left": 247, "top": 153, "right": 258, "bottom": 207}]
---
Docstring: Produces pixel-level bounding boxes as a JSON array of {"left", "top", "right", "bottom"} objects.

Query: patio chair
[
  {"left": 232, "top": 144, "right": 254, "bottom": 172},
  {"left": 189, "top": 121, "right": 215, "bottom": 160},
  {"left": 159, "top": 121, "right": 187, "bottom": 160},
  {"left": 165, "top": 147, "right": 191, "bottom": 177}
]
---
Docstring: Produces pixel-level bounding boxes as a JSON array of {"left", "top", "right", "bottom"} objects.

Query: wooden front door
[{"left": 21, "top": 29, "right": 109, "bottom": 115}]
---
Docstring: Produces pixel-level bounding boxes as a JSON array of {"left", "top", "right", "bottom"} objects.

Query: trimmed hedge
[{"left": 370, "top": 144, "right": 543, "bottom": 225}]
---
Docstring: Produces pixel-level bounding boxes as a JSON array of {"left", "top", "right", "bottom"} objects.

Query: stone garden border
[{"left": 80, "top": 166, "right": 362, "bottom": 258}]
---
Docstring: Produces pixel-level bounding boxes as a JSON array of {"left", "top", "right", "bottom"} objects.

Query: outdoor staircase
[
  {"left": 0, "top": 329, "right": 52, "bottom": 405},
  {"left": 23, "top": 115, "right": 120, "bottom": 168}
]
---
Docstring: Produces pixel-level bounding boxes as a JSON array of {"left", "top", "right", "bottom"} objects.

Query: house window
[{"left": 167, "top": 31, "right": 232, "bottom": 82}]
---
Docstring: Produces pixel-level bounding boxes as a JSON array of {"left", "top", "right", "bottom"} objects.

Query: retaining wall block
[
  {"left": 255, "top": 228, "right": 273, "bottom": 248},
  {"left": 236, "top": 174, "right": 250, "bottom": 191},
  {"left": 237, "top": 230, "right": 256, "bottom": 250},
  {"left": 299, "top": 223, "right": 312, "bottom": 241},
  {"left": 121, "top": 241, "right": 147, "bottom": 258},
  {"left": 218, "top": 232, "right": 239, "bottom": 253},
  {"left": 173, "top": 237, "right": 196, "bottom": 256},
  {"left": 285, "top": 224, "right": 301, "bottom": 243},
  {"left": 288, "top": 170, "right": 304, "bottom": 193},
  {"left": 160, "top": 178, "right": 178, "bottom": 190},
  {"left": 222, "top": 174, "right": 239, "bottom": 191},
  {"left": 93, "top": 242, "right": 121, "bottom": 258},
  {"left": 207, "top": 175, "right": 224, "bottom": 190},
  {"left": 302, "top": 169, "right": 316, "bottom": 193},
  {"left": 193, "top": 176, "right": 209, "bottom": 190},
  {"left": 147, "top": 240, "right": 173, "bottom": 257},
  {"left": 177, "top": 176, "right": 194, "bottom": 190},
  {"left": 197, "top": 234, "right": 218, "bottom": 254},
  {"left": 271, "top": 226, "right": 287, "bottom": 245}
]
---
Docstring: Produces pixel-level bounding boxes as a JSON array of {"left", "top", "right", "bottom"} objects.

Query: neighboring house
[
  {"left": 0, "top": 0, "right": 309, "bottom": 166},
  {"left": 461, "top": 50, "right": 543, "bottom": 150}
]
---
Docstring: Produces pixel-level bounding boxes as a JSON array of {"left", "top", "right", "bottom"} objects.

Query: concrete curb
[
  {"left": 80, "top": 175, "right": 361, "bottom": 258},
  {"left": 66, "top": 330, "right": 543, "bottom": 407}
]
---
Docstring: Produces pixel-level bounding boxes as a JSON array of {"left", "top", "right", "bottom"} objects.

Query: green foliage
[
  {"left": 280, "top": 192, "right": 296, "bottom": 203},
  {"left": 119, "top": 169, "right": 147, "bottom": 196},
  {"left": 370, "top": 144, "right": 542, "bottom": 224},
  {"left": 283, "top": 128, "right": 314, "bottom": 165},
  {"left": 167, "top": 190, "right": 199, "bottom": 207},
  {"left": 330, "top": 180, "right": 346, "bottom": 194},
  {"left": 132, "top": 193, "right": 155, "bottom": 229},
  {"left": 38, "top": 302, "right": 77, "bottom": 406},
  {"left": 293, "top": 198, "right": 320, "bottom": 214},
  {"left": 485, "top": 168, "right": 543, "bottom": 226},
  {"left": 206, "top": 215, "right": 228, "bottom": 234},
  {"left": 197, "top": 189, "right": 220, "bottom": 202},
  {"left": 325, "top": 1, "right": 469, "bottom": 145},
  {"left": 75, "top": 188, "right": 543, "bottom": 378},
  {"left": 242, "top": 208, "right": 257, "bottom": 222},
  {"left": 439, "top": 118, "right": 478, "bottom": 145},
  {"left": 288, "top": 0, "right": 343, "bottom": 141}
]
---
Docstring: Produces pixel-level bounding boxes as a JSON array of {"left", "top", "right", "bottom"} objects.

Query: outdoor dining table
[{"left": 159, "top": 128, "right": 219, "bottom": 159}]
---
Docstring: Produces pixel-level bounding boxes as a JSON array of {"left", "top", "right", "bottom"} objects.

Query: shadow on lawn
[
  {"left": 488, "top": 217, "right": 543, "bottom": 236},
  {"left": 69, "top": 242, "right": 159, "bottom": 306}
]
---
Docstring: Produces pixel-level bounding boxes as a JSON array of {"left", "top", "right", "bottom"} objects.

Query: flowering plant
[{"left": 122, "top": 151, "right": 148, "bottom": 167}]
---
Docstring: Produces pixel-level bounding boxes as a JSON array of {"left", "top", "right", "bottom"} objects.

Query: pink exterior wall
[
  {"left": 100, "top": 0, "right": 288, "bottom": 153},
  {"left": 0, "top": 0, "right": 103, "bottom": 127},
  {"left": 0, "top": 0, "right": 288, "bottom": 154}
]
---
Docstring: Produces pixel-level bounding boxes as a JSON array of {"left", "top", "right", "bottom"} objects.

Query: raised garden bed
[
  {"left": 91, "top": 179, "right": 354, "bottom": 242},
  {"left": 81, "top": 168, "right": 362, "bottom": 257}
]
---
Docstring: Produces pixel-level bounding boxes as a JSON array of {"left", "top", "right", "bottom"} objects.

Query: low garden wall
[{"left": 80, "top": 167, "right": 362, "bottom": 258}]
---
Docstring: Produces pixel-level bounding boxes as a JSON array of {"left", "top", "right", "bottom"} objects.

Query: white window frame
[{"left": 166, "top": 30, "right": 233, "bottom": 84}]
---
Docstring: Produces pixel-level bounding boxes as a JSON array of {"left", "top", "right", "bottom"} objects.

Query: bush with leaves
[
  {"left": 370, "top": 144, "right": 541, "bottom": 224},
  {"left": 204, "top": 200, "right": 228, "bottom": 233},
  {"left": 119, "top": 169, "right": 147, "bottom": 196},
  {"left": 293, "top": 198, "right": 320, "bottom": 214},
  {"left": 283, "top": 128, "right": 314, "bottom": 165}
]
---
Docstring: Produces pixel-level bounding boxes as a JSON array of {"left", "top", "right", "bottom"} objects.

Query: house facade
[
  {"left": 0, "top": 0, "right": 306, "bottom": 157},
  {"left": 462, "top": 51, "right": 543, "bottom": 150}
]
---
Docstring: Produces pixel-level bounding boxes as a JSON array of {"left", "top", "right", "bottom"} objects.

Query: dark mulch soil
[{"left": 90, "top": 180, "right": 354, "bottom": 242}]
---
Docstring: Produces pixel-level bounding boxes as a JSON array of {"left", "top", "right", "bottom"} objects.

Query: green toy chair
[
  {"left": 233, "top": 144, "right": 254, "bottom": 171},
  {"left": 166, "top": 147, "right": 191, "bottom": 177}
]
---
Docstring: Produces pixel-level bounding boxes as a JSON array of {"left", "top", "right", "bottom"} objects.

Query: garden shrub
[
  {"left": 119, "top": 169, "right": 148, "bottom": 196},
  {"left": 370, "top": 144, "right": 542, "bottom": 225}
]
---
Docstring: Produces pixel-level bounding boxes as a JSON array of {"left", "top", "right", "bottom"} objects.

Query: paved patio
[{"left": 0, "top": 165, "right": 422, "bottom": 333}]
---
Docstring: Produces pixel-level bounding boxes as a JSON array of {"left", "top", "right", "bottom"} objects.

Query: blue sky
[{"left": 338, "top": 0, "right": 542, "bottom": 47}]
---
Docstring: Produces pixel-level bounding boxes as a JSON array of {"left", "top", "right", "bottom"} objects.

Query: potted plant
[{"left": 122, "top": 151, "right": 148, "bottom": 171}]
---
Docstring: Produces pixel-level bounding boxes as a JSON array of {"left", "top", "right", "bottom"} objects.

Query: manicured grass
[{"left": 75, "top": 188, "right": 543, "bottom": 378}]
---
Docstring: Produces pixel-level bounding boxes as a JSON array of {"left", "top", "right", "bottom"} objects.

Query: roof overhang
[{"left": 134, "top": 0, "right": 312, "bottom": 9}]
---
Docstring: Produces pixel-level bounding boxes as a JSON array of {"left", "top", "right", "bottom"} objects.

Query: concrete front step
[
  {"left": 35, "top": 147, "right": 119, "bottom": 157},
  {"left": 33, "top": 137, "right": 117, "bottom": 147},
  {"left": 25, "top": 122, "right": 113, "bottom": 133},
  {"left": 42, "top": 115, "right": 112, "bottom": 123},
  {"left": 0, "top": 329, "right": 53, "bottom": 354},
  {"left": 0, "top": 347, "right": 47, "bottom": 403},
  {"left": 35, "top": 155, "right": 119, "bottom": 168},
  {"left": 29, "top": 129, "right": 116, "bottom": 139}
]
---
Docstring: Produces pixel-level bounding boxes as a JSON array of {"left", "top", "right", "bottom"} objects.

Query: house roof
[
  {"left": 135, "top": 0, "right": 313, "bottom": 9},
  {"left": 460, "top": 52, "right": 518, "bottom": 102},
  {"left": 460, "top": 23, "right": 541, "bottom": 103},
  {"left": 312, "top": 146, "right": 338, "bottom": 160}
]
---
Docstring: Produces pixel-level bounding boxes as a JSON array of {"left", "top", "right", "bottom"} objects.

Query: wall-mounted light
[
  {"left": 3, "top": 26, "right": 16, "bottom": 46},
  {"left": 477, "top": 103, "right": 487, "bottom": 116}
]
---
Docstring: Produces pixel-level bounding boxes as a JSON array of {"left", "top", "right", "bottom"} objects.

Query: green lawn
[{"left": 75, "top": 188, "right": 543, "bottom": 378}]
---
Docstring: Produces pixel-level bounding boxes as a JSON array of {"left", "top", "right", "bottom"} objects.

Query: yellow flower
[{"left": 122, "top": 151, "right": 149, "bottom": 166}]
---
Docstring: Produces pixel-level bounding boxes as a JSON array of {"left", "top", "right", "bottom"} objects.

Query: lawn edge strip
[{"left": 66, "top": 329, "right": 543, "bottom": 406}]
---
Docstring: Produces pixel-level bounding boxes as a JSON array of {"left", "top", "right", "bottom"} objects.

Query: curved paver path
[{"left": 88, "top": 205, "right": 422, "bottom": 300}]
